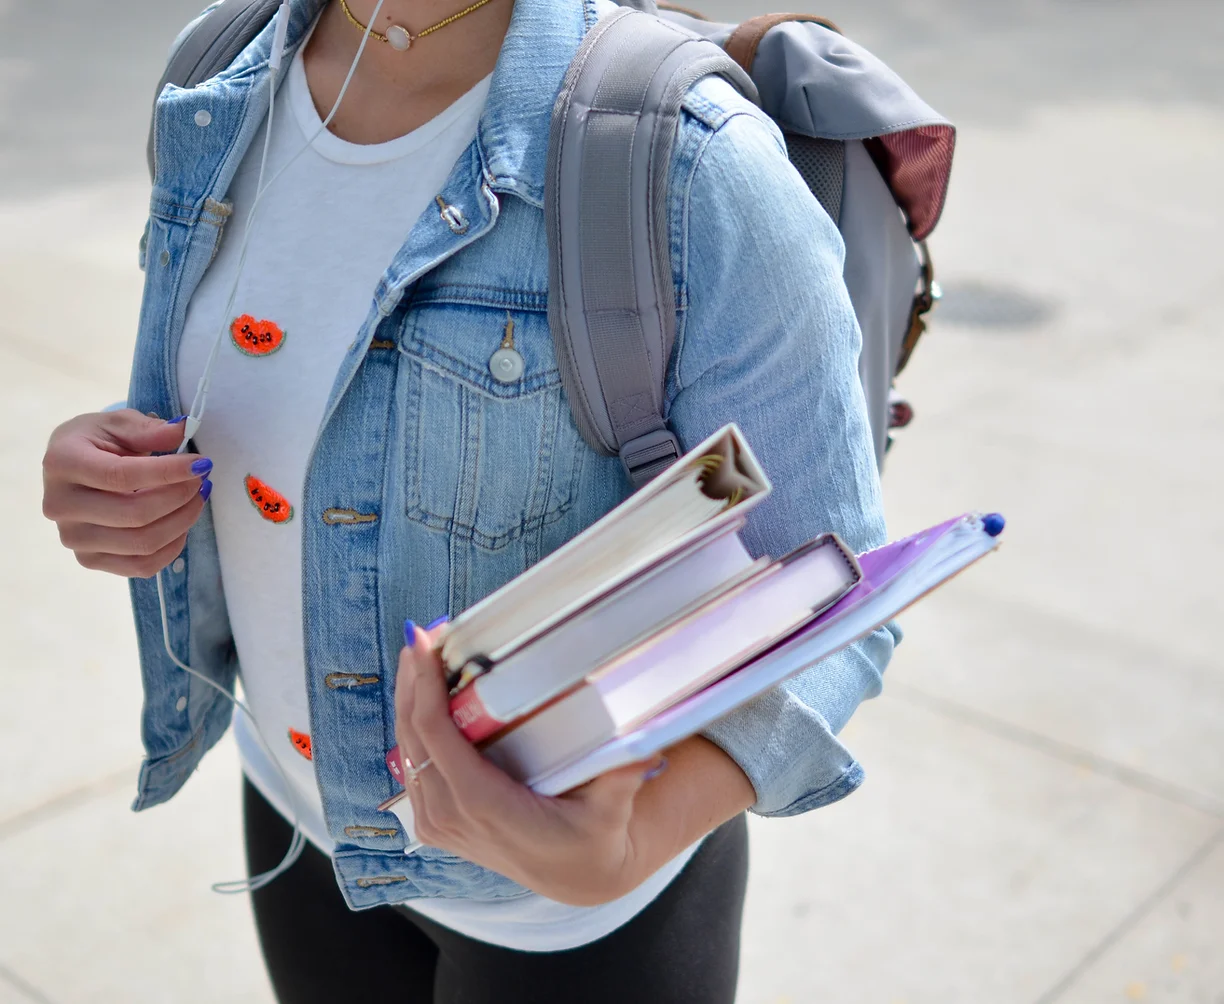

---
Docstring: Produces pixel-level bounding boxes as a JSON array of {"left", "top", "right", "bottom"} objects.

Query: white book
[
  {"left": 449, "top": 524, "right": 763, "bottom": 742},
  {"left": 436, "top": 424, "right": 770, "bottom": 674},
  {"left": 482, "top": 534, "right": 861, "bottom": 780}
]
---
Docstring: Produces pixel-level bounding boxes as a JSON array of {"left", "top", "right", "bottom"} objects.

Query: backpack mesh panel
[{"left": 784, "top": 133, "right": 845, "bottom": 225}]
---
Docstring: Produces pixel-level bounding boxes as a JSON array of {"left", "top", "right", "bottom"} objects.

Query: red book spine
[{"left": 449, "top": 684, "right": 504, "bottom": 743}]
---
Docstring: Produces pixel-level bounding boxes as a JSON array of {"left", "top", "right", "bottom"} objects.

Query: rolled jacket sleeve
[{"left": 665, "top": 92, "right": 899, "bottom": 816}]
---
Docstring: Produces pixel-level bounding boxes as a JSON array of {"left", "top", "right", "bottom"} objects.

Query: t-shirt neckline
[{"left": 286, "top": 40, "right": 492, "bottom": 167}]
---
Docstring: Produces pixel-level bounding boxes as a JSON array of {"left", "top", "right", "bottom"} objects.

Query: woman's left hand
[
  {"left": 394, "top": 622, "right": 660, "bottom": 906},
  {"left": 393, "top": 622, "right": 755, "bottom": 906}
]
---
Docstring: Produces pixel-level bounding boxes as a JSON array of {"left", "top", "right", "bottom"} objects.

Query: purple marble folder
[{"left": 528, "top": 512, "right": 1004, "bottom": 796}]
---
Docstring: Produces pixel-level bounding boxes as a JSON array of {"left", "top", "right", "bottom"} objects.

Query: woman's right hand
[{"left": 42, "top": 410, "right": 213, "bottom": 578}]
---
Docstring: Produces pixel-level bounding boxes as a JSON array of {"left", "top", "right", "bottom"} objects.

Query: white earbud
[{"left": 269, "top": 2, "right": 291, "bottom": 74}]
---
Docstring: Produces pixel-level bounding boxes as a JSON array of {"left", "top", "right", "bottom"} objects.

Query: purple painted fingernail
[
  {"left": 642, "top": 756, "right": 668, "bottom": 782},
  {"left": 404, "top": 619, "right": 417, "bottom": 647},
  {"left": 425, "top": 615, "right": 449, "bottom": 630},
  {"left": 168, "top": 414, "right": 188, "bottom": 425},
  {"left": 190, "top": 458, "right": 213, "bottom": 477},
  {"left": 198, "top": 478, "right": 213, "bottom": 502}
]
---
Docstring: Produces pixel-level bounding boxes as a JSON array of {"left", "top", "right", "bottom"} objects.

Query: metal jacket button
[
  {"left": 194, "top": 109, "right": 212, "bottom": 127},
  {"left": 489, "top": 313, "right": 523, "bottom": 383},
  {"left": 435, "top": 195, "right": 468, "bottom": 235},
  {"left": 489, "top": 347, "right": 524, "bottom": 383}
]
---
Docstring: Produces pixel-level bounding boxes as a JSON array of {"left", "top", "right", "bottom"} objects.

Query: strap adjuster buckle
[{"left": 619, "top": 429, "right": 681, "bottom": 488}]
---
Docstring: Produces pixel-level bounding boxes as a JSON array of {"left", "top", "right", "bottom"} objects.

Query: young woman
[{"left": 40, "top": 0, "right": 895, "bottom": 1000}]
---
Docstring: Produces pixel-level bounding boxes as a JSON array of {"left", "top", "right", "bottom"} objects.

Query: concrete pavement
[{"left": 2, "top": 1, "right": 1221, "bottom": 1002}]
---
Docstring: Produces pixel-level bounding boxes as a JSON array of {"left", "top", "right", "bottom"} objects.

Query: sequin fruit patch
[
  {"left": 288, "top": 728, "right": 313, "bottom": 760},
  {"left": 231, "top": 314, "right": 286, "bottom": 356},
  {"left": 245, "top": 475, "right": 294, "bottom": 524}
]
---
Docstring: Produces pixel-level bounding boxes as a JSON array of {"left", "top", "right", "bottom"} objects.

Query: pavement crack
[
  {"left": 887, "top": 681, "right": 1224, "bottom": 819},
  {"left": 0, "top": 767, "right": 133, "bottom": 843},
  {"left": 1031, "top": 825, "right": 1224, "bottom": 1004},
  {"left": 0, "top": 962, "right": 59, "bottom": 1004}
]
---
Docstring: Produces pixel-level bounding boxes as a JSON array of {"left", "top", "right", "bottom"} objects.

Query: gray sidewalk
[{"left": 2, "top": 2, "right": 1221, "bottom": 1002}]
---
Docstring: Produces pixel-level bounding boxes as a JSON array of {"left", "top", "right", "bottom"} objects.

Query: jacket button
[
  {"left": 489, "top": 347, "right": 524, "bottom": 383},
  {"left": 194, "top": 109, "right": 212, "bottom": 127},
  {"left": 171, "top": 557, "right": 186, "bottom": 574},
  {"left": 175, "top": 696, "right": 188, "bottom": 712},
  {"left": 435, "top": 196, "right": 468, "bottom": 235}
]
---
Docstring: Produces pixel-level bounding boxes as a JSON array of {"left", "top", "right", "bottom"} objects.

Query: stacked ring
[{"left": 404, "top": 757, "right": 433, "bottom": 785}]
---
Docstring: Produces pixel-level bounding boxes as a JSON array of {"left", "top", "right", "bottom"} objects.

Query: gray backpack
[{"left": 150, "top": 0, "right": 953, "bottom": 485}]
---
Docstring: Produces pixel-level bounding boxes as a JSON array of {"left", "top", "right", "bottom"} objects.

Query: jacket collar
[
  {"left": 219, "top": 0, "right": 599, "bottom": 208},
  {"left": 477, "top": 0, "right": 600, "bottom": 206}
]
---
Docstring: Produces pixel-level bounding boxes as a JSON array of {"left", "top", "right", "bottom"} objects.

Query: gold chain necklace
[{"left": 338, "top": 0, "right": 495, "bottom": 51}]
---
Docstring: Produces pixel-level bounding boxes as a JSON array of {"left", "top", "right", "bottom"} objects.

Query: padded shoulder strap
[
  {"left": 147, "top": 0, "right": 280, "bottom": 180},
  {"left": 546, "top": 8, "right": 757, "bottom": 487}
]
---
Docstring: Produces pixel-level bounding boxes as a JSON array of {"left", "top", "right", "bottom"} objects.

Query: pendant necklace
[{"left": 338, "top": 0, "right": 496, "bottom": 51}]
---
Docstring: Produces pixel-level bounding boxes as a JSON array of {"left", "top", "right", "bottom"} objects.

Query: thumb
[{"left": 98, "top": 409, "right": 191, "bottom": 457}]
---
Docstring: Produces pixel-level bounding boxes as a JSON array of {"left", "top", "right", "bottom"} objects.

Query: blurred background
[{"left": 1, "top": 1, "right": 1221, "bottom": 1002}]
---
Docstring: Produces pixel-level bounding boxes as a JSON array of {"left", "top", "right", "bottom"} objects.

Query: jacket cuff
[{"left": 701, "top": 687, "right": 864, "bottom": 817}]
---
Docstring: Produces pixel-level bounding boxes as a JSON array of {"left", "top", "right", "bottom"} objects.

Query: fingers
[
  {"left": 45, "top": 477, "right": 207, "bottom": 529},
  {"left": 393, "top": 631, "right": 457, "bottom": 848},
  {"left": 96, "top": 409, "right": 194, "bottom": 456},
  {"left": 76, "top": 532, "right": 190, "bottom": 579},
  {"left": 42, "top": 411, "right": 208, "bottom": 497},
  {"left": 46, "top": 435, "right": 209, "bottom": 493},
  {"left": 394, "top": 626, "right": 521, "bottom": 851},
  {"left": 424, "top": 615, "right": 449, "bottom": 641},
  {"left": 394, "top": 646, "right": 432, "bottom": 779},
  {"left": 399, "top": 626, "right": 508, "bottom": 795},
  {"left": 57, "top": 492, "right": 205, "bottom": 556}
]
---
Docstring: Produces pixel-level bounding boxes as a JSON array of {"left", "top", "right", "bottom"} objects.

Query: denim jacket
[{"left": 129, "top": 0, "right": 897, "bottom": 909}]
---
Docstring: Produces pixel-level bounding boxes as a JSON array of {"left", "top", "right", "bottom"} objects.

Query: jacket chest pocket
[{"left": 396, "top": 302, "right": 586, "bottom": 551}]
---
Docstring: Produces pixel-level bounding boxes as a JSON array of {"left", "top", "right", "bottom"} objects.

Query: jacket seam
[{"left": 130, "top": 720, "right": 210, "bottom": 812}]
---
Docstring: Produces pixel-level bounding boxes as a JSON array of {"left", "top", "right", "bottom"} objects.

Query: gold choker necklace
[{"left": 338, "top": 0, "right": 495, "bottom": 51}]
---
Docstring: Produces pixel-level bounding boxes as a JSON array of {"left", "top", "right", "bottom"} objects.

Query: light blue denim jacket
[{"left": 129, "top": 0, "right": 897, "bottom": 908}]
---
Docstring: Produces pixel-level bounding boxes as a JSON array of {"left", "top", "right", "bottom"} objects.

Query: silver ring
[{"left": 404, "top": 757, "right": 433, "bottom": 785}]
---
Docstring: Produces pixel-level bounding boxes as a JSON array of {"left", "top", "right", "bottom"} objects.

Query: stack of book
[{"left": 381, "top": 424, "right": 1003, "bottom": 826}]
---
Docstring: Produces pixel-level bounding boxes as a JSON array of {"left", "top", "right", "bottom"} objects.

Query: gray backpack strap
[
  {"left": 545, "top": 8, "right": 758, "bottom": 487},
  {"left": 147, "top": 0, "right": 280, "bottom": 180}
]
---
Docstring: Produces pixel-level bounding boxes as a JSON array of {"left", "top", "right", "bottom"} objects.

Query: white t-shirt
[{"left": 177, "top": 42, "right": 696, "bottom": 952}]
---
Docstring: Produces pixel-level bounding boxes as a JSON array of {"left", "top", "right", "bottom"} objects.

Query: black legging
[{"left": 244, "top": 779, "right": 749, "bottom": 1003}]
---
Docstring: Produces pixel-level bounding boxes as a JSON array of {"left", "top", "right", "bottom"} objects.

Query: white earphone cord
[
  {"left": 161, "top": 0, "right": 389, "bottom": 894},
  {"left": 180, "top": 0, "right": 387, "bottom": 449}
]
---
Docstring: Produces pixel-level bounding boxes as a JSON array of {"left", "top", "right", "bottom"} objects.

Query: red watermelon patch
[
  {"left": 288, "top": 728, "right": 312, "bottom": 760},
  {"left": 231, "top": 314, "right": 286, "bottom": 356},
  {"left": 245, "top": 475, "right": 294, "bottom": 524}
]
